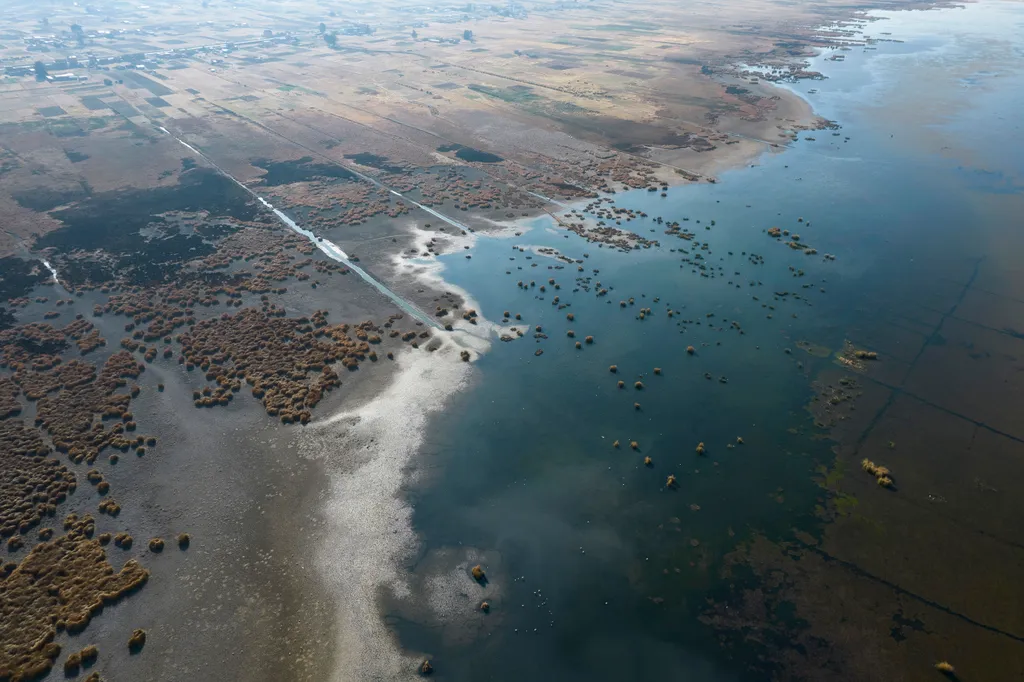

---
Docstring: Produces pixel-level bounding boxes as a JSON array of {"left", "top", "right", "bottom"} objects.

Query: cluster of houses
[{"left": 2, "top": 31, "right": 298, "bottom": 81}]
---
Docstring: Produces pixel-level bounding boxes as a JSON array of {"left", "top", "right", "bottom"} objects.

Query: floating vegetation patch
[{"left": 836, "top": 341, "right": 879, "bottom": 371}]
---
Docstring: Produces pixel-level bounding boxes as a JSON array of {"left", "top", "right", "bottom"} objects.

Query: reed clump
[
  {"left": 861, "top": 458, "right": 894, "bottom": 488},
  {"left": 128, "top": 629, "right": 146, "bottom": 653},
  {"left": 64, "top": 652, "right": 82, "bottom": 675},
  {"left": 79, "top": 645, "right": 98, "bottom": 665}
]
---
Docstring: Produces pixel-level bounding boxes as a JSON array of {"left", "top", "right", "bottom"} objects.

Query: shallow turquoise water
[{"left": 399, "top": 3, "right": 1024, "bottom": 679}]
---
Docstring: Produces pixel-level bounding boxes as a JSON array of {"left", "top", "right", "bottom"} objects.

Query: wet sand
[{"left": 302, "top": 345, "right": 476, "bottom": 680}]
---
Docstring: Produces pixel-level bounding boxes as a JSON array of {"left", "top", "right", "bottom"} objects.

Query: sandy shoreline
[
  {"left": 296, "top": 212, "right": 516, "bottom": 679},
  {"left": 302, "top": 344, "right": 474, "bottom": 680}
]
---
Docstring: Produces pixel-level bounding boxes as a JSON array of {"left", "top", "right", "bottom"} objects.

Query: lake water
[{"left": 394, "top": 2, "right": 1024, "bottom": 679}]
